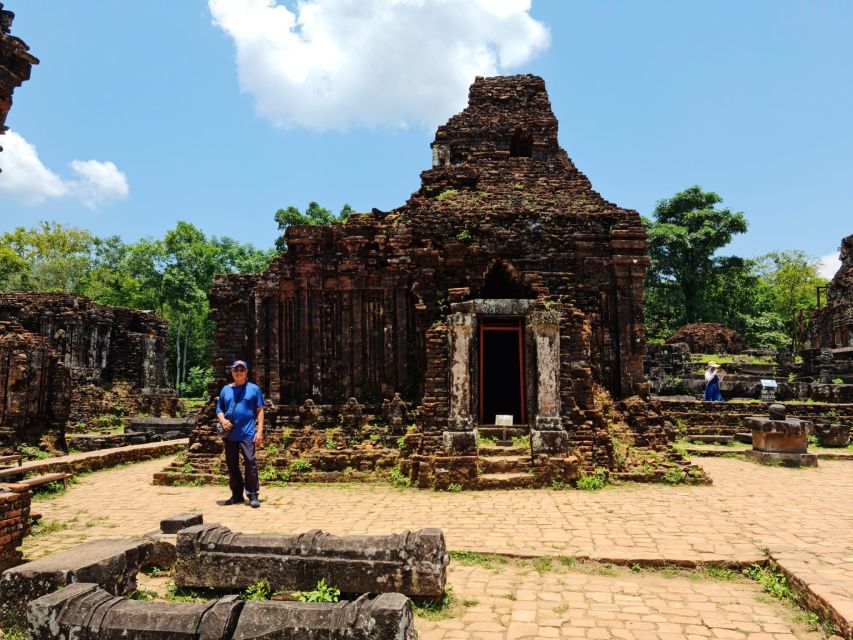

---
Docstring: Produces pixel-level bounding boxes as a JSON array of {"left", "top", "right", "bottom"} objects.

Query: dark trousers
[{"left": 224, "top": 440, "right": 259, "bottom": 499}]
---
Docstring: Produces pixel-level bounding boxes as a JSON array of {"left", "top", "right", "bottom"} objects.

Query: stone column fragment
[{"left": 175, "top": 525, "right": 448, "bottom": 597}]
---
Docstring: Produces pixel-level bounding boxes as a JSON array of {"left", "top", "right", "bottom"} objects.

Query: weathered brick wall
[
  {"left": 811, "top": 233, "right": 853, "bottom": 350},
  {"left": 0, "top": 321, "right": 70, "bottom": 453},
  {"left": 0, "top": 293, "right": 172, "bottom": 450},
  {"left": 0, "top": 487, "right": 31, "bottom": 573},
  {"left": 666, "top": 323, "right": 748, "bottom": 354}
]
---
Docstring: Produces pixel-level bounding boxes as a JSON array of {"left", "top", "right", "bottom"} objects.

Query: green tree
[
  {"left": 274, "top": 202, "right": 353, "bottom": 252},
  {"left": 644, "top": 186, "right": 749, "bottom": 336},
  {"left": 752, "top": 250, "right": 827, "bottom": 351},
  {"left": 0, "top": 221, "right": 98, "bottom": 292}
]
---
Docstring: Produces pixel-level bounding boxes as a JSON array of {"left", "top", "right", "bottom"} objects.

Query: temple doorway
[{"left": 479, "top": 319, "right": 526, "bottom": 424}]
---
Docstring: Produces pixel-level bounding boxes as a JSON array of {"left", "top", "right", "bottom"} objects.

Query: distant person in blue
[
  {"left": 216, "top": 360, "right": 265, "bottom": 508},
  {"left": 703, "top": 362, "right": 725, "bottom": 402}
]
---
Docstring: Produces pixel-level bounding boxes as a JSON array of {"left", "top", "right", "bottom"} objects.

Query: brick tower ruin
[
  {"left": 164, "top": 75, "right": 705, "bottom": 489},
  {"left": 0, "top": 293, "right": 175, "bottom": 453}
]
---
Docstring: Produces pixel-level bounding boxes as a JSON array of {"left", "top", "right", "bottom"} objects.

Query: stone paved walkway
[{"left": 21, "top": 456, "right": 853, "bottom": 636}]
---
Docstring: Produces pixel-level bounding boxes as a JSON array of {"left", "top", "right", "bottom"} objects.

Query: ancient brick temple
[
  {"left": 0, "top": 1, "right": 38, "bottom": 154},
  {"left": 804, "top": 233, "right": 853, "bottom": 383},
  {"left": 174, "top": 75, "right": 703, "bottom": 489},
  {"left": 0, "top": 293, "right": 174, "bottom": 452}
]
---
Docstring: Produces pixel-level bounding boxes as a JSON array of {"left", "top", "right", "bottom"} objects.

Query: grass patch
[
  {"left": 576, "top": 467, "right": 608, "bottom": 491},
  {"left": 532, "top": 556, "right": 553, "bottom": 573},
  {"left": 30, "top": 519, "right": 71, "bottom": 537},
  {"left": 164, "top": 581, "right": 213, "bottom": 603},
  {"left": 449, "top": 550, "right": 507, "bottom": 571},
  {"left": 412, "top": 587, "right": 456, "bottom": 621}
]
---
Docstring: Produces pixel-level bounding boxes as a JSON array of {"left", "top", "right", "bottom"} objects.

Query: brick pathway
[
  {"left": 414, "top": 561, "right": 822, "bottom": 640},
  {"left": 21, "top": 457, "right": 853, "bottom": 636}
]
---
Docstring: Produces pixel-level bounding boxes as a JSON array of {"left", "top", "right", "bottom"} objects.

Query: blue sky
[{"left": 1, "top": 1, "right": 851, "bottom": 275}]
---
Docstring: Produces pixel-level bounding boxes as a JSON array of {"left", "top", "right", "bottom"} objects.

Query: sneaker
[
  {"left": 249, "top": 497, "right": 261, "bottom": 508},
  {"left": 222, "top": 496, "right": 243, "bottom": 505}
]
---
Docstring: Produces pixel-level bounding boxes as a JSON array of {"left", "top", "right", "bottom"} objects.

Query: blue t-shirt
[{"left": 216, "top": 382, "right": 264, "bottom": 442}]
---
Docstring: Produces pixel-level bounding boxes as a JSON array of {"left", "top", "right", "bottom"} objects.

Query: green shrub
[
  {"left": 242, "top": 580, "right": 272, "bottom": 601},
  {"left": 389, "top": 465, "right": 410, "bottom": 488},
  {"left": 17, "top": 444, "right": 51, "bottom": 460},
  {"left": 663, "top": 468, "right": 686, "bottom": 484},
  {"left": 576, "top": 467, "right": 608, "bottom": 491},
  {"left": 446, "top": 483, "right": 463, "bottom": 493},
  {"left": 264, "top": 443, "right": 281, "bottom": 457},
  {"left": 511, "top": 434, "right": 530, "bottom": 448},
  {"left": 259, "top": 465, "right": 283, "bottom": 482},
  {"left": 831, "top": 378, "right": 843, "bottom": 385},
  {"left": 294, "top": 578, "right": 340, "bottom": 603},
  {"left": 744, "top": 564, "right": 793, "bottom": 601},
  {"left": 288, "top": 459, "right": 312, "bottom": 474},
  {"left": 456, "top": 229, "right": 472, "bottom": 241},
  {"left": 436, "top": 188, "right": 458, "bottom": 201},
  {"left": 177, "top": 365, "right": 214, "bottom": 398}
]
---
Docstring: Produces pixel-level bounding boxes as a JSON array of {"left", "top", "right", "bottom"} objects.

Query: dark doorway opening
[{"left": 479, "top": 320, "right": 526, "bottom": 424}]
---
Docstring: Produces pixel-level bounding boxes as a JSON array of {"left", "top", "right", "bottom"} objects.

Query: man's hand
[
  {"left": 254, "top": 431, "right": 264, "bottom": 445},
  {"left": 220, "top": 418, "right": 233, "bottom": 431}
]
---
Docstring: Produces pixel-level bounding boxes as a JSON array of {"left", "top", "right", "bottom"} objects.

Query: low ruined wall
[
  {"left": 0, "top": 488, "right": 31, "bottom": 574},
  {"left": 661, "top": 399, "right": 853, "bottom": 436}
]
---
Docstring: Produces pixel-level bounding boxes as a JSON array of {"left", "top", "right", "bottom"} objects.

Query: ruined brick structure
[
  {"left": 810, "top": 234, "right": 853, "bottom": 351},
  {"left": 0, "top": 293, "right": 174, "bottom": 452},
  {"left": 0, "top": 486, "right": 30, "bottom": 573},
  {"left": 666, "top": 323, "right": 748, "bottom": 354},
  {"left": 0, "top": 2, "right": 38, "bottom": 163},
  {"left": 804, "top": 233, "right": 853, "bottom": 384},
  {"left": 171, "top": 75, "right": 703, "bottom": 489}
]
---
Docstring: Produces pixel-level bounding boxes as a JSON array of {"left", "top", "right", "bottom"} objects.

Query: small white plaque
[
  {"left": 760, "top": 379, "right": 778, "bottom": 389},
  {"left": 495, "top": 414, "right": 513, "bottom": 426}
]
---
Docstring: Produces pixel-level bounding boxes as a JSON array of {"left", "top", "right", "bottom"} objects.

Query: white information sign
[{"left": 495, "top": 414, "right": 513, "bottom": 426}]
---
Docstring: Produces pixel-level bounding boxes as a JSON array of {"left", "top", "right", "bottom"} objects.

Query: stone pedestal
[
  {"left": 814, "top": 423, "right": 850, "bottom": 448},
  {"left": 744, "top": 404, "right": 817, "bottom": 467}
]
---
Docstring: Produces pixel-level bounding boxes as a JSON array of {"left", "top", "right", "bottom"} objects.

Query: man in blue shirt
[{"left": 216, "top": 360, "right": 265, "bottom": 508}]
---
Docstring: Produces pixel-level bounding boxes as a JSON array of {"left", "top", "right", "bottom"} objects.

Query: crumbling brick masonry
[{"left": 166, "top": 75, "right": 704, "bottom": 489}]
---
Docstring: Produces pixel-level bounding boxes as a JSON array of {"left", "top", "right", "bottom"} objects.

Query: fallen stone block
[
  {"left": 175, "top": 524, "right": 448, "bottom": 597},
  {"left": 161, "top": 512, "right": 204, "bottom": 534},
  {"left": 27, "top": 583, "right": 417, "bottom": 640},
  {"left": 27, "top": 582, "right": 242, "bottom": 640},
  {"left": 232, "top": 594, "right": 416, "bottom": 639},
  {"left": 0, "top": 538, "right": 152, "bottom": 626}
]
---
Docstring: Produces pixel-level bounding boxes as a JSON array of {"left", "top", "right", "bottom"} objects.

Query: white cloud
[
  {"left": 0, "top": 131, "right": 129, "bottom": 209},
  {"left": 0, "top": 131, "right": 69, "bottom": 204},
  {"left": 209, "top": 0, "right": 550, "bottom": 130},
  {"left": 817, "top": 252, "right": 841, "bottom": 280},
  {"left": 67, "top": 159, "right": 130, "bottom": 210}
]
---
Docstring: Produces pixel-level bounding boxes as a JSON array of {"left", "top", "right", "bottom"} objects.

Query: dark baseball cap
[{"left": 230, "top": 360, "right": 248, "bottom": 369}]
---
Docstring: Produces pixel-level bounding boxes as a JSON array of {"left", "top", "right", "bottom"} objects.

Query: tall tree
[{"left": 644, "top": 186, "right": 749, "bottom": 331}]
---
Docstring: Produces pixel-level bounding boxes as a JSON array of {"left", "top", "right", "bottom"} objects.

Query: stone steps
[
  {"left": 478, "top": 445, "right": 528, "bottom": 456},
  {"left": 478, "top": 455, "right": 530, "bottom": 474},
  {"left": 476, "top": 472, "right": 537, "bottom": 490}
]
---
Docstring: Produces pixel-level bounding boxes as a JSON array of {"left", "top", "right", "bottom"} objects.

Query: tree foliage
[
  {"left": 645, "top": 186, "right": 749, "bottom": 326},
  {"left": 643, "top": 187, "right": 827, "bottom": 351},
  {"left": 0, "top": 220, "right": 274, "bottom": 395},
  {"left": 274, "top": 202, "right": 353, "bottom": 252}
]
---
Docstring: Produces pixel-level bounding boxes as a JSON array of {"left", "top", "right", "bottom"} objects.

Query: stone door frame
[{"left": 443, "top": 299, "right": 564, "bottom": 456}]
